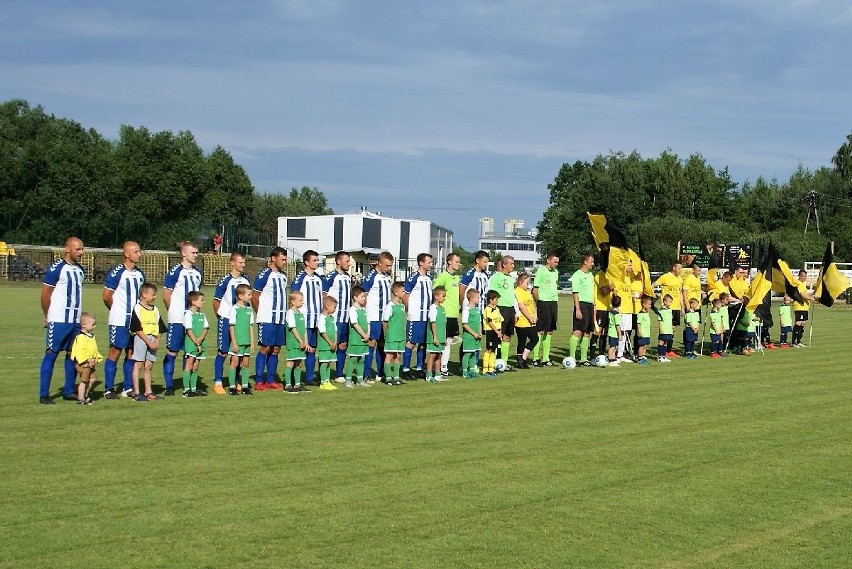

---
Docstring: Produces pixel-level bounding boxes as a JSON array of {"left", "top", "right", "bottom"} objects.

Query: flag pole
[
  {"left": 807, "top": 299, "right": 815, "bottom": 347},
  {"left": 724, "top": 300, "right": 745, "bottom": 353}
]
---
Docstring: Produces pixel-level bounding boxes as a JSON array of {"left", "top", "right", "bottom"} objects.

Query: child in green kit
[
  {"left": 709, "top": 298, "right": 724, "bottom": 358},
  {"left": 778, "top": 295, "right": 793, "bottom": 348},
  {"left": 657, "top": 294, "right": 674, "bottom": 363},
  {"left": 182, "top": 291, "right": 209, "bottom": 397},
  {"left": 425, "top": 286, "right": 448, "bottom": 382},
  {"left": 317, "top": 296, "right": 339, "bottom": 391},
  {"left": 735, "top": 299, "right": 756, "bottom": 355},
  {"left": 382, "top": 281, "right": 407, "bottom": 386},
  {"left": 228, "top": 284, "right": 255, "bottom": 395},
  {"left": 718, "top": 292, "right": 731, "bottom": 356},
  {"left": 606, "top": 295, "right": 623, "bottom": 367},
  {"left": 683, "top": 298, "right": 700, "bottom": 359},
  {"left": 461, "top": 288, "right": 483, "bottom": 378},
  {"left": 285, "top": 290, "right": 310, "bottom": 393},
  {"left": 345, "top": 286, "right": 371, "bottom": 388},
  {"left": 634, "top": 296, "right": 652, "bottom": 365}
]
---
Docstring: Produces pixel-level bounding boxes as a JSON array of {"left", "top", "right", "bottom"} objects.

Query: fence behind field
[{"left": 0, "top": 244, "right": 294, "bottom": 286}]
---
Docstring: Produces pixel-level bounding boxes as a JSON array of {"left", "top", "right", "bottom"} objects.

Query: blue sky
[{"left": 3, "top": 1, "right": 852, "bottom": 248}]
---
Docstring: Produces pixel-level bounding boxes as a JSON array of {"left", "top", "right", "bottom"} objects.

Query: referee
[{"left": 569, "top": 253, "right": 596, "bottom": 366}]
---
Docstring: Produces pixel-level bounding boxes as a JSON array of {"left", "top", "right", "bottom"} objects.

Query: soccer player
[
  {"left": 432, "top": 252, "right": 462, "bottom": 376},
  {"left": 459, "top": 250, "right": 490, "bottom": 315},
  {"left": 70, "top": 312, "right": 103, "bottom": 405},
  {"left": 228, "top": 284, "right": 255, "bottom": 395},
  {"left": 425, "top": 286, "right": 448, "bottom": 382},
  {"left": 362, "top": 251, "right": 394, "bottom": 381},
  {"left": 653, "top": 262, "right": 686, "bottom": 358},
  {"left": 284, "top": 290, "right": 310, "bottom": 393},
  {"left": 709, "top": 297, "right": 724, "bottom": 358},
  {"left": 130, "top": 282, "right": 167, "bottom": 401},
  {"left": 345, "top": 286, "right": 371, "bottom": 387},
  {"left": 531, "top": 252, "right": 558, "bottom": 367},
  {"left": 683, "top": 298, "right": 700, "bottom": 359},
  {"left": 102, "top": 241, "right": 144, "bottom": 399},
  {"left": 656, "top": 294, "right": 674, "bottom": 363},
  {"left": 514, "top": 272, "right": 538, "bottom": 368},
  {"left": 403, "top": 253, "right": 433, "bottom": 379},
  {"left": 322, "top": 251, "right": 352, "bottom": 381},
  {"left": 613, "top": 260, "right": 638, "bottom": 363},
  {"left": 212, "top": 252, "right": 250, "bottom": 394},
  {"left": 39, "top": 237, "right": 86, "bottom": 404},
  {"left": 592, "top": 268, "right": 612, "bottom": 360},
  {"left": 291, "top": 249, "right": 323, "bottom": 385},
  {"left": 162, "top": 242, "right": 202, "bottom": 396},
  {"left": 252, "top": 247, "right": 289, "bottom": 390},
  {"left": 606, "top": 295, "right": 623, "bottom": 367},
  {"left": 382, "top": 281, "right": 407, "bottom": 385},
  {"left": 683, "top": 264, "right": 703, "bottom": 308},
  {"left": 635, "top": 296, "right": 652, "bottom": 365},
  {"left": 568, "top": 253, "right": 596, "bottom": 366},
  {"left": 778, "top": 294, "right": 793, "bottom": 347},
  {"left": 791, "top": 269, "right": 811, "bottom": 347},
  {"left": 182, "top": 291, "right": 209, "bottom": 397},
  {"left": 316, "top": 296, "right": 339, "bottom": 391},
  {"left": 487, "top": 255, "right": 517, "bottom": 370}
]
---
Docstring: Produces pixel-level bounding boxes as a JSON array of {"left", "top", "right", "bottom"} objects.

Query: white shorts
[{"left": 620, "top": 314, "right": 633, "bottom": 332}]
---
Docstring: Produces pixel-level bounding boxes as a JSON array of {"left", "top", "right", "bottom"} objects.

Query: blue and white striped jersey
[
  {"left": 104, "top": 265, "right": 145, "bottom": 327},
  {"left": 213, "top": 273, "right": 250, "bottom": 319},
  {"left": 163, "top": 263, "right": 202, "bottom": 324},
  {"left": 253, "top": 268, "right": 288, "bottom": 324},
  {"left": 404, "top": 271, "right": 433, "bottom": 322},
  {"left": 460, "top": 268, "right": 490, "bottom": 312},
  {"left": 291, "top": 270, "right": 323, "bottom": 328},
  {"left": 322, "top": 270, "right": 352, "bottom": 324},
  {"left": 43, "top": 260, "right": 85, "bottom": 324},
  {"left": 363, "top": 269, "right": 392, "bottom": 322}
]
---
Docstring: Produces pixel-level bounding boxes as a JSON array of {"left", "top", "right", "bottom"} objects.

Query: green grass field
[{"left": 2, "top": 281, "right": 851, "bottom": 568}]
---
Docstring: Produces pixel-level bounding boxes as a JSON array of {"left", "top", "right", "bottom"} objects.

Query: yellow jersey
[
  {"left": 654, "top": 272, "right": 684, "bottom": 310},
  {"left": 613, "top": 277, "right": 638, "bottom": 315},
  {"left": 515, "top": 287, "right": 536, "bottom": 328},
  {"left": 71, "top": 332, "right": 103, "bottom": 364},
  {"left": 682, "top": 273, "right": 702, "bottom": 305},
  {"left": 730, "top": 276, "right": 749, "bottom": 299}
]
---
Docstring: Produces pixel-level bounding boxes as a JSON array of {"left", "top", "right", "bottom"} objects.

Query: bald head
[
  {"left": 64, "top": 237, "right": 84, "bottom": 264},
  {"left": 123, "top": 241, "right": 142, "bottom": 267}
]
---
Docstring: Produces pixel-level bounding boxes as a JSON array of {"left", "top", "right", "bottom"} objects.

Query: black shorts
[
  {"left": 671, "top": 309, "right": 681, "bottom": 327},
  {"left": 794, "top": 310, "right": 808, "bottom": 322},
  {"left": 536, "top": 301, "right": 558, "bottom": 332},
  {"left": 572, "top": 301, "right": 595, "bottom": 334},
  {"left": 499, "top": 306, "right": 516, "bottom": 337},
  {"left": 485, "top": 330, "right": 501, "bottom": 350},
  {"left": 445, "top": 317, "right": 460, "bottom": 338},
  {"left": 595, "top": 309, "right": 609, "bottom": 335}
]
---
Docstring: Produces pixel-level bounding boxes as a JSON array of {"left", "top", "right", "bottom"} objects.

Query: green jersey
[
  {"left": 658, "top": 307, "right": 673, "bottom": 335},
  {"left": 461, "top": 305, "right": 482, "bottom": 352},
  {"left": 348, "top": 306, "right": 369, "bottom": 355},
  {"left": 229, "top": 305, "right": 254, "bottom": 346},
  {"left": 383, "top": 302, "right": 407, "bottom": 343},
  {"left": 636, "top": 311, "right": 651, "bottom": 338},
  {"left": 709, "top": 309, "right": 723, "bottom": 333},
  {"left": 684, "top": 310, "right": 700, "bottom": 332},
  {"left": 286, "top": 309, "right": 307, "bottom": 359},
  {"left": 607, "top": 309, "right": 620, "bottom": 338},
  {"left": 183, "top": 310, "right": 209, "bottom": 355},
  {"left": 433, "top": 271, "right": 461, "bottom": 317},
  {"left": 571, "top": 269, "right": 595, "bottom": 303},
  {"left": 736, "top": 309, "right": 753, "bottom": 332},
  {"left": 533, "top": 266, "right": 559, "bottom": 302},
  {"left": 779, "top": 305, "right": 793, "bottom": 327},
  {"left": 488, "top": 271, "right": 516, "bottom": 308},
  {"left": 721, "top": 307, "right": 730, "bottom": 330},
  {"left": 426, "top": 304, "right": 447, "bottom": 350},
  {"left": 317, "top": 313, "right": 336, "bottom": 352}
]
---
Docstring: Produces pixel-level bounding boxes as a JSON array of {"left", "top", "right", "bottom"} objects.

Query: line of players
[{"left": 38, "top": 238, "right": 566, "bottom": 402}]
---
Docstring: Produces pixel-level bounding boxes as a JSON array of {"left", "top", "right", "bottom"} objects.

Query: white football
[
  {"left": 594, "top": 355, "right": 609, "bottom": 368},
  {"left": 562, "top": 356, "right": 576, "bottom": 369},
  {"left": 494, "top": 359, "right": 506, "bottom": 372}
]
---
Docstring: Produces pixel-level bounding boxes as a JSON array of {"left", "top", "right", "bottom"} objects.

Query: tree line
[
  {"left": 0, "top": 99, "right": 332, "bottom": 250},
  {"left": 537, "top": 140, "right": 852, "bottom": 270}
]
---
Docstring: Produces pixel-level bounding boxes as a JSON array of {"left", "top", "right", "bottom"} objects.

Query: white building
[
  {"left": 278, "top": 208, "right": 453, "bottom": 279},
  {"left": 477, "top": 217, "right": 542, "bottom": 270}
]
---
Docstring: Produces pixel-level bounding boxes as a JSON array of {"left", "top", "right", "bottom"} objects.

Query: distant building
[
  {"left": 278, "top": 208, "right": 453, "bottom": 279},
  {"left": 477, "top": 217, "right": 542, "bottom": 270}
]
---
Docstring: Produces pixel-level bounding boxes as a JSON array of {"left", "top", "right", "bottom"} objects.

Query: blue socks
[
  {"left": 63, "top": 356, "right": 76, "bottom": 396},
  {"left": 39, "top": 350, "right": 58, "bottom": 398},
  {"left": 266, "top": 353, "right": 279, "bottom": 384},
  {"left": 104, "top": 358, "right": 117, "bottom": 391},
  {"left": 214, "top": 353, "right": 226, "bottom": 385},
  {"left": 163, "top": 353, "right": 176, "bottom": 389},
  {"left": 305, "top": 351, "right": 316, "bottom": 382},
  {"left": 122, "top": 358, "right": 134, "bottom": 391},
  {"left": 255, "top": 352, "right": 267, "bottom": 384}
]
